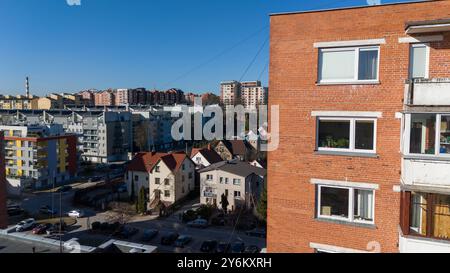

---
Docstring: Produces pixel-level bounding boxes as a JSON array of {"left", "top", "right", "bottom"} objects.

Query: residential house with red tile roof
[{"left": 125, "top": 152, "right": 195, "bottom": 209}]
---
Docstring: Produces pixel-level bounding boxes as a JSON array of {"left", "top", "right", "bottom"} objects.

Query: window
[
  {"left": 219, "top": 177, "right": 223, "bottom": 184},
  {"left": 318, "top": 46, "right": 379, "bottom": 83},
  {"left": 234, "top": 191, "right": 241, "bottom": 198},
  {"left": 182, "top": 164, "right": 185, "bottom": 171},
  {"left": 233, "top": 179, "right": 241, "bottom": 186},
  {"left": 409, "top": 192, "right": 450, "bottom": 240},
  {"left": 407, "top": 114, "right": 450, "bottom": 156},
  {"left": 134, "top": 175, "right": 139, "bottom": 182},
  {"left": 155, "top": 178, "right": 160, "bottom": 184},
  {"left": 225, "top": 178, "right": 229, "bottom": 184},
  {"left": 318, "top": 118, "right": 376, "bottom": 153},
  {"left": 182, "top": 176, "right": 185, "bottom": 182},
  {"left": 206, "top": 174, "right": 213, "bottom": 181},
  {"left": 164, "top": 179, "right": 170, "bottom": 185},
  {"left": 164, "top": 190, "right": 170, "bottom": 198},
  {"left": 317, "top": 185, "right": 375, "bottom": 224},
  {"left": 155, "top": 166, "right": 160, "bottom": 173},
  {"left": 188, "top": 172, "right": 193, "bottom": 179},
  {"left": 409, "top": 43, "right": 429, "bottom": 79}
]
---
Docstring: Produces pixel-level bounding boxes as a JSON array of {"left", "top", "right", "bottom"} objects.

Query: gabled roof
[
  {"left": 198, "top": 159, "right": 266, "bottom": 178},
  {"left": 191, "top": 148, "right": 223, "bottom": 165},
  {"left": 126, "top": 152, "right": 191, "bottom": 173},
  {"left": 219, "top": 140, "right": 249, "bottom": 156}
]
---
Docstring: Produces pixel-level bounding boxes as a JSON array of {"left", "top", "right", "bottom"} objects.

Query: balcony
[
  {"left": 400, "top": 233, "right": 450, "bottom": 253},
  {"left": 203, "top": 192, "right": 217, "bottom": 198},
  {"left": 405, "top": 79, "right": 450, "bottom": 106}
]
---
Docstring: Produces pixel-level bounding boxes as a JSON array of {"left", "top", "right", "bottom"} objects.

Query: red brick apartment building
[
  {"left": 0, "top": 131, "right": 7, "bottom": 228},
  {"left": 268, "top": 0, "right": 450, "bottom": 253}
]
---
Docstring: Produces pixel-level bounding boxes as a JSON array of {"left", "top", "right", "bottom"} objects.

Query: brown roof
[
  {"left": 126, "top": 152, "right": 190, "bottom": 173},
  {"left": 191, "top": 148, "right": 223, "bottom": 164},
  {"left": 221, "top": 140, "right": 248, "bottom": 156}
]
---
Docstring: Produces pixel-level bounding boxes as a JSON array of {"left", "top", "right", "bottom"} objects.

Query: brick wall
[{"left": 268, "top": 0, "right": 450, "bottom": 253}]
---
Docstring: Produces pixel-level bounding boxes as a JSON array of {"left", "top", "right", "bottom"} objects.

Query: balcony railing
[
  {"left": 203, "top": 191, "right": 217, "bottom": 198},
  {"left": 405, "top": 78, "right": 450, "bottom": 106}
]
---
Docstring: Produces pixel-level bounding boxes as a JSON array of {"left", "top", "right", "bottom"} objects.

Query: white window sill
[
  {"left": 315, "top": 150, "right": 379, "bottom": 158},
  {"left": 316, "top": 81, "right": 380, "bottom": 86},
  {"left": 316, "top": 217, "right": 376, "bottom": 229}
]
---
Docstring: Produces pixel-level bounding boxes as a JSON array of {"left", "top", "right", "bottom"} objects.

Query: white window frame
[
  {"left": 405, "top": 113, "right": 450, "bottom": 158},
  {"left": 318, "top": 46, "right": 380, "bottom": 84},
  {"left": 409, "top": 43, "right": 430, "bottom": 79},
  {"left": 317, "top": 117, "right": 377, "bottom": 154},
  {"left": 317, "top": 185, "right": 375, "bottom": 225}
]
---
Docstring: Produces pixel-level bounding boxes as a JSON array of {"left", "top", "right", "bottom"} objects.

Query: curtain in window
[
  {"left": 410, "top": 45, "right": 427, "bottom": 79},
  {"left": 358, "top": 50, "right": 378, "bottom": 80},
  {"left": 433, "top": 194, "right": 450, "bottom": 239},
  {"left": 355, "top": 190, "right": 373, "bottom": 221},
  {"left": 319, "top": 50, "right": 355, "bottom": 80}
]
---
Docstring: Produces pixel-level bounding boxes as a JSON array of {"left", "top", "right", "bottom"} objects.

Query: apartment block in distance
[
  {"left": 0, "top": 131, "right": 7, "bottom": 229},
  {"left": 220, "top": 81, "right": 241, "bottom": 107},
  {"left": 268, "top": 0, "right": 450, "bottom": 253},
  {"left": 0, "top": 124, "right": 77, "bottom": 195},
  {"left": 241, "top": 81, "right": 268, "bottom": 110}
]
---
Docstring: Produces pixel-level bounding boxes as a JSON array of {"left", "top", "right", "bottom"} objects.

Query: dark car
[
  {"left": 32, "top": 223, "right": 52, "bottom": 235},
  {"left": 161, "top": 232, "right": 179, "bottom": 245},
  {"left": 46, "top": 222, "right": 67, "bottom": 235},
  {"left": 216, "top": 242, "right": 231, "bottom": 253},
  {"left": 39, "top": 205, "right": 57, "bottom": 215},
  {"left": 7, "top": 206, "right": 24, "bottom": 216},
  {"left": 231, "top": 241, "right": 245, "bottom": 253},
  {"left": 174, "top": 235, "right": 192, "bottom": 248},
  {"left": 245, "top": 228, "right": 266, "bottom": 238},
  {"left": 115, "top": 226, "right": 138, "bottom": 239},
  {"left": 57, "top": 185, "right": 72, "bottom": 193},
  {"left": 243, "top": 245, "right": 261, "bottom": 254},
  {"left": 200, "top": 240, "right": 218, "bottom": 253},
  {"left": 142, "top": 229, "right": 159, "bottom": 242}
]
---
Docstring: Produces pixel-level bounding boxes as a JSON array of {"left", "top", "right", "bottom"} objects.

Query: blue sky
[{"left": 0, "top": 0, "right": 416, "bottom": 95}]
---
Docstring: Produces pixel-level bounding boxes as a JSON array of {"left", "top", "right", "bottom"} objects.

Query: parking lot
[{"left": 6, "top": 182, "right": 266, "bottom": 254}]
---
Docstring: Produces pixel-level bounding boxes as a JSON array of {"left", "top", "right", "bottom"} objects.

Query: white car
[
  {"left": 67, "top": 210, "right": 84, "bottom": 218},
  {"left": 15, "top": 218, "right": 36, "bottom": 232}
]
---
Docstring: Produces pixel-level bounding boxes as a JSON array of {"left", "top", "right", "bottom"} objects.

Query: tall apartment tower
[
  {"left": 0, "top": 131, "right": 7, "bottom": 229},
  {"left": 220, "top": 81, "right": 241, "bottom": 107},
  {"left": 241, "top": 81, "right": 268, "bottom": 109},
  {"left": 269, "top": 0, "right": 450, "bottom": 253},
  {"left": 25, "top": 77, "right": 30, "bottom": 98}
]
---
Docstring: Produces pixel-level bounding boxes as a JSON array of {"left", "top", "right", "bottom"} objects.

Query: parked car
[
  {"left": 117, "top": 226, "right": 139, "bottom": 239},
  {"left": 68, "top": 210, "right": 85, "bottom": 218},
  {"left": 57, "top": 185, "right": 72, "bottom": 193},
  {"left": 200, "top": 240, "right": 218, "bottom": 253},
  {"left": 187, "top": 218, "right": 208, "bottom": 229},
  {"left": 231, "top": 241, "right": 245, "bottom": 253},
  {"left": 142, "top": 229, "right": 159, "bottom": 242},
  {"left": 39, "top": 205, "right": 57, "bottom": 215},
  {"left": 216, "top": 242, "right": 231, "bottom": 253},
  {"left": 243, "top": 245, "right": 261, "bottom": 254},
  {"left": 211, "top": 216, "right": 225, "bottom": 226},
  {"left": 46, "top": 222, "right": 67, "bottom": 235},
  {"left": 32, "top": 223, "right": 52, "bottom": 235},
  {"left": 245, "top": 228, "right": 266, "bottom": 238},
  {"left": 117, "top": 184, "right": 127, "bottom": 193},
  {"left": 7, "top": 206, "right": 24, "bottom": 216},
  {"left": 182, "top": 209, "right": 197, "bottom": 223},
  {"left": 161, "top": 232, "right": 179, "bottom": 245},
  {"left": 174, "top": 235, "right": 192, "bottom": 248},
  {"left": 15, "top": 218, "right": 36, "bottom": 232}
]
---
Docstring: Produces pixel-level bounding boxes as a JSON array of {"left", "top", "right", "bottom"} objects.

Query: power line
[
  {"left": 239, "top": 36, "right": 269, "bottom": 82},
  {"left": 162, "top": 25, "right": 269, "bottom": 89},
  {"left": 257, "top": 59, "right": 269, "bottom": 82}
]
